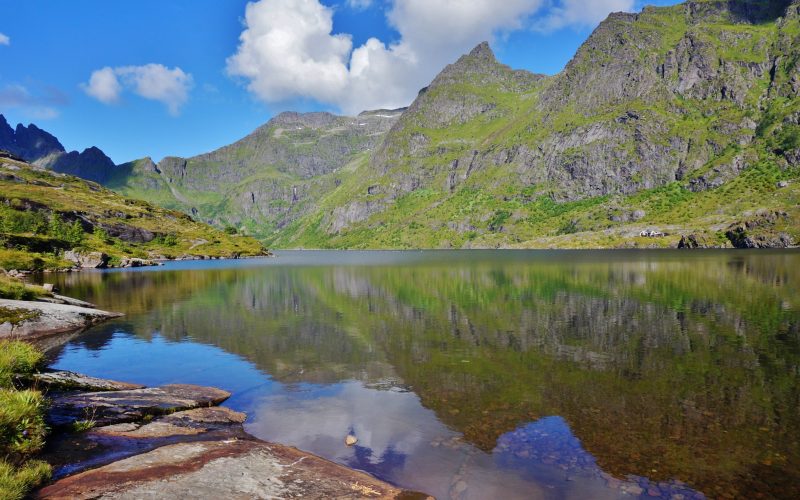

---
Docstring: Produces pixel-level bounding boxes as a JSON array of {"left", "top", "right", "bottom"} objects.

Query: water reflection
[{"left": 47, "top": 250, "right": 800, "bottom": 499}]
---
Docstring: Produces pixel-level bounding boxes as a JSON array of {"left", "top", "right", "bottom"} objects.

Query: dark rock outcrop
[
  {"left": 677, "top": 234, "right": 708, "bottom": 249},
  {"left": 725, "top": 211, "right": 795, "bottom": 248},
  {"left": 47, "top": 384, "right": 232, "bottom": 428}
]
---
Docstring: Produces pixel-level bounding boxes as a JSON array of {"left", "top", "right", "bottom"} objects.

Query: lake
[{"left": 44, "top": 250, "right": 800, "bottom": 499}]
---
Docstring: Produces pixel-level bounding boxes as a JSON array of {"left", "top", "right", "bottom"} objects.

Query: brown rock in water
[
  {"left": 93, "top": 407, "right": 247, "bottom": 439},
  {"left": 36, "top": 439, "right": 430, "bottom": 500},
  {"left": 47, "top": 384, "right": 231, "bottom": 428}
]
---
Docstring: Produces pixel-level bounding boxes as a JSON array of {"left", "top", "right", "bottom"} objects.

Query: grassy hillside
[
  {"left": 267, "top": 0, "right": 800, "bottom": 249},
  {"left": 105, "top": 111, "right": 401, "bottom": 241},
  {"left": 0, "top": 156, "right": 268, "bottom": 271}
]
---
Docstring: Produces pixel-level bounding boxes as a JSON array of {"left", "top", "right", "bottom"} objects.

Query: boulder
[
  {"left": 47, "top": 384, "right": 232, "bottom": 428},
  {"left": 63, "top": 250, "right": 108, "bottom": 269},
  {"left": 677, "top": 234, "right": 707, "bottom": 249},
  {"left": 36, "top": 439, "right": 428, "bottom": 500},
  {"left": 0, "top": 299, "right": 122, "bottom": 340}
]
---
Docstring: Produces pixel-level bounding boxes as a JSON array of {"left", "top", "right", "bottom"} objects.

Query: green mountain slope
[
  {"left": 0, "top": 154, "right": 268, "bottom": 271},
  {"left": 268, "top": 0, "right": 800, "bottom": 249},
  {"left": 105, "top": 110, "right": 402, "bottom": 240}
]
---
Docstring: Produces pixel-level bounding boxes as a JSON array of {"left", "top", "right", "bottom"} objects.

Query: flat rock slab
[
  {"left": 42, "top": 407, "right": 250, "bottom": 479},
  {"left": 37, "top": 439, "right": 430, "bottom": 500},
  {"left": 47, "top": 384, "right": 231, "bottom": 428},
  {"left": 0, "top": 299, "right": 122, "bottom": 340},
  {"left": 20, "top": 370, "right": 144, "bottom": 392}
]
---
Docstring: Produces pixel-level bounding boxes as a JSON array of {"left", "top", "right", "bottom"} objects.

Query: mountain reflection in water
[{"left": 48, "top": 250, "right": 800, "bottom": 499}]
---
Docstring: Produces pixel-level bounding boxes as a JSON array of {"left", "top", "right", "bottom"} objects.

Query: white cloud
[
  {"left": 82, "top": 64, "right": 193, "bottom": 116},
  {"left": 227, "top": 0, "right": 633, "bottom": 115},
  {"left": 83, "top": 67, "right": 122, "bottom": 104},
  {"left": 537, "top": 0, "right": 635, "bottom": 31},
  {"left": 0, "top": 33, "right": 9, "bottom": 46}
]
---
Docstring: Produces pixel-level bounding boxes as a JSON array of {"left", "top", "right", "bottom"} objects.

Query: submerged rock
[
  {"left": 47, "top": 384, "right": 232, "bottom": 428},
  {"left": 93, "top": 407, "right": 247, "bottom": 439},
  {"left": 36, "top": 439, "right": 427, "bottom": 500}
]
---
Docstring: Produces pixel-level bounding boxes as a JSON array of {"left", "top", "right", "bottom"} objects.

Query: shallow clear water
[{"left": 45, "top": 250, "right": 800, "bottom": 499}]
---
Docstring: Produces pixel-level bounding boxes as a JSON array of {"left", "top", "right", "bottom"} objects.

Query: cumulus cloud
[
  {"left": 0, "top": 33, "right": 9, "bottom": 46},
  {"left": 226, "top": 0, "right": 635, "bottom": 115},
  {"left": 83, "top": 67, "right": 122, "bottom": 104},
  {"left": 536, "top": 0, "right": 635, "bottom": 31},
  {"left": 82, "top": 64, "right": 193, "bottom": 116}
]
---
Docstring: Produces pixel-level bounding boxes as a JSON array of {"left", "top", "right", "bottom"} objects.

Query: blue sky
[{"left": 0, "top": 0, "right": 680, "bottom": 164}]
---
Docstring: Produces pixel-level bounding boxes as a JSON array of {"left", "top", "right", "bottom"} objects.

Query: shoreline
[{"left": 2, "top": 291, "right": 429, "bottom": 499}]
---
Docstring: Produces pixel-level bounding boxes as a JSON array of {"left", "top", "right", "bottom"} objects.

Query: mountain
[
  {"left": 270, "top": 0, "right": 800, "bottom": 249},
  {"left": 0, "top": 155, "right": 267, "bottom": 271},
  {"left": 6, "top": 0, "right": 800, "bottom": 249},
  {"left": 0, "top": 115, "right": 118, "bottom": 183},
  {"left": 105, "top": 109, "right": 403, "bottom": 239}
]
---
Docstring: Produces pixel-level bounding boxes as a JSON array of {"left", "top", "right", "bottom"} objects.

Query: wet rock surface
[
  {"left": 0, "top": 299, "right": 123, "bottom": 340},
  {"left": 37, "top": 373, "right": 430, "bottom": 499},
  {"left": 47, "top": 384, "right": 232, "bottom": 427}
]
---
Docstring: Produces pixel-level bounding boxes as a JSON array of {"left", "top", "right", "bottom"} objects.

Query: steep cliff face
[
  {"left": 0, "top": 114, "right": 117, "bottom": 183},
  {"left": 272, "top": 0, "right": 800, "bottom": 249},
  {"left": 106, "top": 110, "right": 402, "bottom": 238}
]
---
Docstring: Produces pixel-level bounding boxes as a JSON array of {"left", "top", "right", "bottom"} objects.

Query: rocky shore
[
  {"left": 29, "top": 371, "right": 427, "bottom": 499},
  {"left": 3, "top": 292, "right": 428, "bottom": 498}
]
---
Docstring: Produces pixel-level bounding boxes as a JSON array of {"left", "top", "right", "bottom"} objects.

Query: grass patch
[
  {"left": 0, "top": 341, "right": 50, "bottom": 498},
  {"left": 0, "top": 459, "right": 51, "bottom": 500},
  {"left": 0, "top": 340, "right": 44, "bottom": 388}
]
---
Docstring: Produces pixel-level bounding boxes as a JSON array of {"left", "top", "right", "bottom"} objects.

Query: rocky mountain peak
[
  {"left": 0, "top": 117, "right": 65, "bottom": 161},
  {"left": 468, "top": 41, "right": 496, "bottom": 61}
]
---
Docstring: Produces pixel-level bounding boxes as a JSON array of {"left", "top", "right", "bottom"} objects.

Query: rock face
[
  {"left": 47, "top": 384, "right": 232, "bottom": 427},
  {"left": 725, "top": 211, "right": 795, "bottom": 248},
  {"left": 0, "top": 114, "right": 117, "bottom": 182},
  {"left": 105, "top": 109, "right": 403, "bottom": 240},
  {"left": 0, "top": 299, "right": 122, "bottom": 340}
]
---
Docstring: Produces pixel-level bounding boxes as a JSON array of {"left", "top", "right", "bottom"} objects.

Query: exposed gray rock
[
  {"left": 20, "top": 371, "right": 144, "bottom": 392},
  {"left": 0, "top": 299, "right": 122, "bottom": 340},
  {"left": 63, "top": 250, "right": 108, "bottom": 269}
]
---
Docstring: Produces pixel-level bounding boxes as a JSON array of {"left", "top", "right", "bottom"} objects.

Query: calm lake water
[{"left": 44, "top": 250, "right": 800, "bottom": 499}]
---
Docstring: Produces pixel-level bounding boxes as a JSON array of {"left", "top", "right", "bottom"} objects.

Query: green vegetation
[
  {"left": 0, "top": 341, "right": 50, "bottom": 500},
  {"left": 0, "top": 157, "right": 268, "bottom": 271}
]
